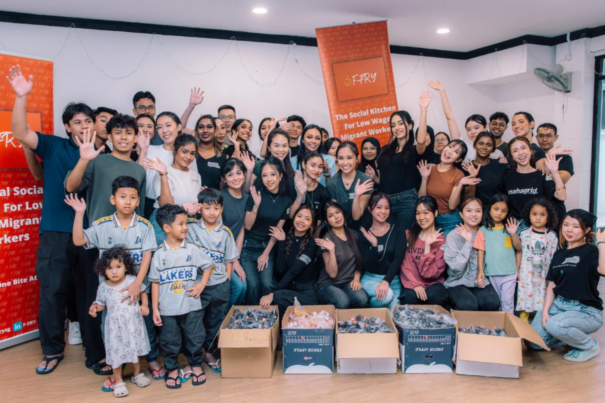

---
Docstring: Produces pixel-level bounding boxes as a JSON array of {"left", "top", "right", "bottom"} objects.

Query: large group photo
[{"left": 1, "top": 1, "right": 605, "bottom": 402}]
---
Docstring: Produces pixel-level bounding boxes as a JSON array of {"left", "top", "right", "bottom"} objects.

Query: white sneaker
[{"left": 68, "top": 321, "right": 82, "bottom": 345}]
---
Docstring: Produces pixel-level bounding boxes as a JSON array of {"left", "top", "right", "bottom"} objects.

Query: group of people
[{"left": 6, "top": 65, "right": 605, "bottom": 396}]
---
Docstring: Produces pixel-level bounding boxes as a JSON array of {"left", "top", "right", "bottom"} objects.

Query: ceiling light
[
  {"left": 253, "top": 7, "right": 268, "bottom": 14},
  {"left": 437, "top": 28, "right": 450, "bottom": 34}
]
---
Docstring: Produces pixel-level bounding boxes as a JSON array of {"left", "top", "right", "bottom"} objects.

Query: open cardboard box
[
  {"left": 452, "top": 310, "right": 550, "bottom": 378},
  {"left": 282, "top": 305, "right": 336, "bottom": 374},
  {"left": 336, "top": 308, "right": 399, "bottom": 374},
  {"left": 218, "top": 305, "right": 279, "bottom": 378},
  {"left": 393, "top": 305, "right": 456, "bottom": 373}
]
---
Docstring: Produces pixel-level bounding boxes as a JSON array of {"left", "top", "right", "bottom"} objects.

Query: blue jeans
[
  {"left": 360, "top": 272, "right": 402, "bottom": 311},
  {"left": 435, "top": 212, "right": 462, "bottom": 238},
  {"left": 240, "top": 238, "right": 275, "bottom": 304},
  {"left": 532, "top": 295, "right": 603, "bottom": 350},
  {"left": 150, "top": 209, "right": 166, "bottom": 247},
  {"left": 316, "top": 282, "right": 369, "bottom": 309},
  {"left": 389, "top": 188, "right": 418, "bottom": 231},
  {"left": 228, "top": 270, "right": 247, "bottom": 310}
]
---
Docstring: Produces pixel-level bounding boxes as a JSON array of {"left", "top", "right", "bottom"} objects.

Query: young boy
[
  {"left": 187, "top": 189, "right": 239, "bottom": 373},
  {"left": 149, "top": 204, "right": 215, "bottom": 389},
  {"left": 65, "top": 176, "right": 165, "bottom": 385}
]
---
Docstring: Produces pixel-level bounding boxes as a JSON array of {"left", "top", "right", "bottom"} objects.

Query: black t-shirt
[
  {"left": 500, "top": 170, "right": 556, "bottom": 219},
  {"left": 244, "top": 187, "right": 292, "bottom": 243},
  {"left": 223, "top": 144, "right": 257, "bottom": 161},
  {"left": 358, "top": 223, "right": 407, "bottom": 282},
  {"left": 196, "top": 153, "right": 227, "bottom": 190},
  {"left": 304, "top": 183, "right": 331, "bottom": 220},
  {"left": 558, "top": 154, "right": 574, "bottom": 175},
  {"left": 497, "top": 141, "right": 509, "bottom": 158},
  {"left": 466, "top": 159, "right": 511, "bottom": 206},
  {"left": 531, "top": 143, "right": 546, "bottom": 163},
  {"left": 547, "top": 244, "right": 603, "bottom": 310},
  {"left": 289, "top": 145, "right": 300, "bottom": 158},
  {"left": 377, "top": 146, "right": 429, "bottom": 195},
  {"left": 274, "top": 237, "right": 318, "bottom": 289}
]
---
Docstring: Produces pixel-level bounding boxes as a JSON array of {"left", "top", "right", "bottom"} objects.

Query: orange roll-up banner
[
  {"left": 0, "top": 52, "right": 53, "bottom": 349},
  {"left": 316, "top": 21, "right": 398, "bottom": 148}
]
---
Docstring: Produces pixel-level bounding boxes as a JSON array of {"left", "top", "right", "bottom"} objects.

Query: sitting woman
[
  {"left": 530, "top": 210, "right": 605, "bottom": 362},
  {"left": 358, "top": 193, "right": 406, "bottom": 311},
  {"left": 399, "top": 196, "right": 449, "bottom": 308},
  {"left": 315, "top": 201, "right": 369, "bottom": 309},
  {"left": 444, "top": 197, "right": 500, "bottom": 311},
  {"left": 259, "top": 205, "right": 318, "bottom": 318}
]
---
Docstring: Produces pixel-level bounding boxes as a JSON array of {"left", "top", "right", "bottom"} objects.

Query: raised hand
[
  {"left": 365, "top": 165, "right": 379, "bottom": 181},
  {"left": 6, "top": 65, "right": 33, "bottom": 97},
  {"left": 360, "top": 227, "right": 378, "bottom": 247},
  {"left": 73, "top": 128, "right": 104, "bottom": 161},
  {"left": 240, "top": 151, "right": 256, "bottom": 171},
  {"left": 418, "top": 90, "right": 433, "bottom": 109},
  {"left": 64, "top": 193, "right": 87, "bottom": 214},
  {"left": 544, "top": 153, "right": 562, "bottom": 174},
  {"left": 143, "top": 157, "right": 167, "bottom": 175},
  {"left": 269, "top": 117, "right": 286, "bottom": 132},
  {"left": 455, "top": 224, "right": 473, "bottom": 243},
  {"left": 547, "top": 144, "right": 572, "bottom": 157},
  {"left": 417, "top": 160, "right": 432, "bottom": 178},
  {"left": 137, "top": 129, "right": 150, "bottom": 151},
  {"left": 269, "top": 226, "right": 286, "bottom": 241},
  {"left": 315, "top": 238, "right": 335, "bottom": 253},
  {"left": 425, "top": 229, "right": 443, "bottom": 246},
  {"left": 506, "top": 217, "right": 520, "bottom": 236},
  {"left": 428, "top": 80, "right": 445, "bottom": 91},
  {"left": 250, "top": 185, "right": 262, "bottom": 207},
  {"left": 182, "top": 202, "right": 202, "bottom": 215},
  {"left": 354, "top": 179, "right": 374, "bottom": 197},
  {"left": 459, "top": 176, "right": 482, "bottom": 186},
  {"left": 294, "top": 171, "right": 307, "bottom": 195},
  {"left": 189, "top": 87, "right": 205, "bottom": 106},
  {"left": 280, "top": 122, "right": 294, "bottom": 134},
  {"left": 227, "top": 131, "right": 240, "bottom": 148},
  {"left": 461, "top": 161, "right": 480, "bottom": 177}
]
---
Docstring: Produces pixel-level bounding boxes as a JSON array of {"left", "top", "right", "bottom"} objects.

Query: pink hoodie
[{"left": 400, "top": 231, "right": 447, "bottom": 289}]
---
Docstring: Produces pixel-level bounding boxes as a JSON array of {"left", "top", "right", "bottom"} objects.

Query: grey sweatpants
[
  {"left": 159, "top": 309, "right": 204, "bottom": 371},
  {"left": 488, "top": 274, "right": 517, "bottom": 314},
  {"left": 198, "top": 280, "right": 230, "bottom": 351}
]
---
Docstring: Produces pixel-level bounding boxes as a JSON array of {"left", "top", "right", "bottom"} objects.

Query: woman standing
[
  {"left": 195, "top": 114, "right": 227, "bottom": 190},
  {"left": 224, "top": 119, "right": 256, "bottom": 160},
  {"left": 358, "top": 137, "right": 381, "bottom": 178},
  {"left": 444, "top": 198, "right": 501, "bottom": 311},
  {"left": 315, "top": 202, "right": 369, "bottom": 309},
  {"left": 291, "top": 125, "right": 336, "bottom": 186},
  {"left": 358, "top": 193, "right": 406, "bottom": 311},
  {"left": 213, "top": 117, "right": 227, "bottom": 150}
]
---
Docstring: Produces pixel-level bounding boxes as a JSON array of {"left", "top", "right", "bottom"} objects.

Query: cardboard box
[
  {"left": 452, "top": 310, "right": 550, "bottom": 379},
  {"left": 282, "top": 305, "right": 336, "bottom": 374},
  {"left": 218, "top": 305, "right": 279, "bottom": 378},
  {"left": 392, "top": 305, "right": 456, "bottom": 374},
  {"left": 335, "top": 308, "right": 399, "bottom": 374}
]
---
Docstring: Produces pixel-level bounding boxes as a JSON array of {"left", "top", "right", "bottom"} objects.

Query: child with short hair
[
  {"left": 473, "top": 194, "right": 518, "bottom": 313},
  {"left": 149, "top": 204, "right": 215, "bottom": 389},
  {"left": 90, "top": 246, "right": 151, "bottom": 398},
  {"left": 187, "top": 188, "right": 239, "bottom": 373}
]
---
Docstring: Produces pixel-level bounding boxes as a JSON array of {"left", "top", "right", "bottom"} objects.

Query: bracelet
[
  {"left": 556, "top": 186, "right": 566, "bottom": 191},
  {"left": 597, "top": 241, "right": 605, "bottom": 247}
]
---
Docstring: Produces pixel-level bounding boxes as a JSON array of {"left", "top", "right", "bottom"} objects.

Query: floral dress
[
  {"left": 95, "top": 275, "right": 150, "bottom": 368},
  {"left": 515, "top": 228, "right": 558, "bottom": 312}
]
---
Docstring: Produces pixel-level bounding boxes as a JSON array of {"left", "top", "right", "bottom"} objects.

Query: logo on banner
[
  {"left": 13, "top": 322, "right": 23, "bottom": 332},
  {"left": 332, "top": 57, "right": 389, "bottom": 102}
]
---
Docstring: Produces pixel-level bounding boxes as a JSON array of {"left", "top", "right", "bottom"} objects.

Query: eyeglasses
[
  {"left": 136, "top": 105, "right": 156, "bottom": 112},
  {"left": 536, "top": 134, "right": 554, "bottom": 139},
  {"left": 435, "top": 138, "right": 448, "bottom": 143},
  {"left": 219, "top": 114, "right": 235, "bottom": 120}
]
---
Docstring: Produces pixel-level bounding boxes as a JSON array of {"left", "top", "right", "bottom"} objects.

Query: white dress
[{"left": 95, "top": 275, "right": 150, "bottom": 368}]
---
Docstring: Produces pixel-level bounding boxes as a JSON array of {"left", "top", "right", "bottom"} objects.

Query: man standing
[
  {"left": 133, "top": 91, "right": 162, "bottom": 145},
  {"left": 218, "top": 105, "right": 236, "bottom": 146},
  {"left": 536, "top": 123, "right": 574, "bottom": 184},
  {"left": 489, "top": 112, "right": 509, "bottom": 157}
]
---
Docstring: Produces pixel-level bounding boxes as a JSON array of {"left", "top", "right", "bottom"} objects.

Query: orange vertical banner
[{"left": 316, "top": 21, "right": 398, "bottom": 148}]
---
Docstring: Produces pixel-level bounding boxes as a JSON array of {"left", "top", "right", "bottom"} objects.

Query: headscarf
[{"left": 358, "top": 137, "right": 381, "bottom": 173}]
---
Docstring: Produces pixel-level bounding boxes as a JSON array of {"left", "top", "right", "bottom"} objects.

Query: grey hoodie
[{"left": 443, "top": 229, "right": 490, "bottom": 289}]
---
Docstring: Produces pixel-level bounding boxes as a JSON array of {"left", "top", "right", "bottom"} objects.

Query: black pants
[
  {"left": 143, "top": 197, "right": 155, "bottom": 220},
  {"left": 447, "top": 284, "right": 501, "bottom": 311},
  {"left": 273, "top": 282, "right": 318, "bottom": 319},
  {"left": 399, "top": 283, "right": 449, "bottom": 308},
  {"left": 198, "top": 281, "right": 230, "bottom": 351},
  {"left": 159, "top": 310, "right": 204, "bottom": 371},
  {"left": 72, "top": 246, "right": 106, "bottom": 364}
]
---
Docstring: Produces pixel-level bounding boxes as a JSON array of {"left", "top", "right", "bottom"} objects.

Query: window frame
[{"left": 590, "top": 55, "right": 605, "bottom": 215}]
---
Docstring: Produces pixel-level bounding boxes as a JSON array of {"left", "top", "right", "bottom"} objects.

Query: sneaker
[
  {"left": 68, "top": 321, "right": 82, "bottom": 345},
  {"left": 564, "top": 339, "right": 600, "bottom": 362}
]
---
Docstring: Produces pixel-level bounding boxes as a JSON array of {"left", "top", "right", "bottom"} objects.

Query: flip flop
[
  {"left": 148, "top": 366, "right": 166, "bottom": 380},
  {"left": 101, "top": 377, "right": 115, "bottom": 392},
  {"left": 85, "top": 360, "right": 114, "bottom": 376},
  {"left": 192, "top": 368, "right": 207, "bottom": 386},
  {"left": 165, "top": 375, "right": 181, "bottom": 389},
  {"left": 205, "top": 359, "right": 222, "bottom": 373},
  {"left": 179, "top": 368, "right": 193, "bottom": 383},
  {"left": 36, "top": 354, "right": 64, "bottom": 375}
]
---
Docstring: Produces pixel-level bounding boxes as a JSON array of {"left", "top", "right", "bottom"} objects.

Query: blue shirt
[{"left": 33, "top": 132, "right": 80, "bottom": 233}]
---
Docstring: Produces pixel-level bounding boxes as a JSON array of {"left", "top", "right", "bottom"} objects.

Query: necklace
[
  {"left": 267, "top": 192, "right": 280, "bottom": 203},
  {"left": 371, "top": 223, "right": 388, "bottom": 231}
]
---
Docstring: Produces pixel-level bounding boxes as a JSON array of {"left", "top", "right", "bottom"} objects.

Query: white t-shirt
[
  {"left": 464, "top": 139, "right": 504, "bottom": 161},
  {"left": 153, "top": 165, "right": 202, "bottom": 208},
  {"left": 144, "top": 145, "right": 199, "bottom": 201}
]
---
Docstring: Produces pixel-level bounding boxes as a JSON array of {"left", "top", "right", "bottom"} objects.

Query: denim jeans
[
  {"left": 447, "top": 284, "right": 501, "bottom": 311},
  {"left": 360, "top": 272, "right": 402, "bottom": 312},
  {"left": 435, "top": 212, "right": 463, "bottom": 238},
  {"left": 143, "top": 291, "right": 160, "bottom": 363},
  {"left": 532, "top": 295, "right": 603, "bottom": 350},
  {"left": 228, "top": 270, "right": 247, "bottom": 310},
  {"left": 240, "top": 238, "right": 275, "bottom": 304},
  {"left": 316, "top": 282, "right": 369, "bottom": 309},
  {"left": 389, "top": 188, "right": 418, "bottom": 231},
  {"left": 150, "top": 209, "right": 166, "bottom": 247}
]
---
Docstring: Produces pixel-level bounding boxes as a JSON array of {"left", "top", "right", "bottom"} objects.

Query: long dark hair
[
  {"left": 465, "top": 114, "right": 487, "bottom": 128},
  {"left": 266, "top": 129, "right": 295, "bottom": 177},
  {"left": 259, "top": 117, "right": 279, "bottom": 140},
  {"left": 324, "top": 138, "right": 341, "bottom": 155},
  {"left": 194, "top": 114, "right": 223, "bottom": 156},
  {"left": 407, "top": 196, "right": 439, "bottom": 251},
  {"left": 335, "top": 141, "right": 359, "bottom": 168},
  {"left": 296, "top": 124, "right": 325, "bottom": 169},
  {"left": 322, "top": 201, "right": 364, "bottom": 274},
  {"left": 157, "top": 111, "right": 182, "bottom": 135},
  {"left": 358, "top": 137, "right": 381, "bottom": 173},
  {"left": 231, "top": 118, "right": 253, "bottom": 150},
  {"left": 522, "top": 198, "right": 558, "bottom": 232},
  {"left": 379, "top": 110, "right": 415, "bottom": 164},
  {"left": 259, "top": 156, "right": 289, "bottom": 197},
  {"left": 483, "top": 194, "right": 511, "bottom": 229},
  {"left": 286, "top": 205, "right": 316, "bottom": 260}
]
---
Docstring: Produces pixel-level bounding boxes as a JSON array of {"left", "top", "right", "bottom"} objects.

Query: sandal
[
  {"left": 179, "top": 368, "right": 193, "bottom": 383},
  {"left": 165, "top": 374, "right": 181, "bottom": 390},
  {"left": 205, "top": 359, "right": 221, "bottom": 373},
  {"left": 148, "top": 366, "right": 165, "bottom": 380},
  {"left": 191, "top": 367, "right": 207, "bottom": 386},
  {"left": 113, "top": 382, "right": 129, "bottom": 398},
  {"left": 36, "top": 354, "right": 64, "bottom": 375},
  {"left": 86, "top": 360, "right": 114, "bottom": 376},
  {"left": 131, "top": 373, "right": 151, "bottom": 388},
  {"left": 101, "top": 377, "right": 115, "bottom": 392}
]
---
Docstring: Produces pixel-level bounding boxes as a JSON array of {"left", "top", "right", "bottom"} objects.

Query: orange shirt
[{"left": 426, "top": 167, "right": 465, "bottom": 214}]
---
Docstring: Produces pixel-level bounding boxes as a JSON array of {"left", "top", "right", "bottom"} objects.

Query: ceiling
[{"left": 1, "top": 0, "right": 605, "bottom": 52}]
